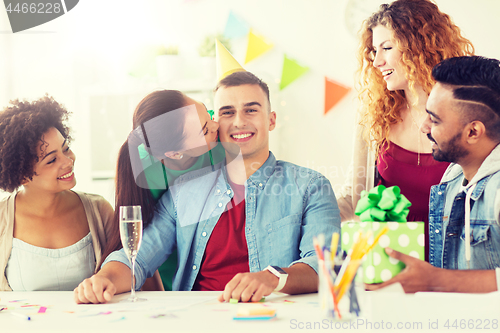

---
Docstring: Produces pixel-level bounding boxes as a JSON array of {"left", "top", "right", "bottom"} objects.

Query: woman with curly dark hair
[
  {"left": 0, "top": 95, "right": 114, "bottom": 291},
  {"left": 338, "top": 0, "right": 475, "bottom": 260}
]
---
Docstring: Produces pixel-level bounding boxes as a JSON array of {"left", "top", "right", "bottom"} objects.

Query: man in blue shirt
[
  {"left": 74, "top": 71, "right": 341, "bottom": 303},
  {"left": 367, "top": 56, "right": 500, "bottom": 293}
]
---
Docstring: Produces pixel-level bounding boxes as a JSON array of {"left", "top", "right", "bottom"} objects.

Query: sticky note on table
[{"left": 233, "top": 307, "right": 276, "bottom": 320}]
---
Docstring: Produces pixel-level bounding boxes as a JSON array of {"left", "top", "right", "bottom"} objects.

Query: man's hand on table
[{"left": 218, "top": 270, "right": 278, "bottom": 303}]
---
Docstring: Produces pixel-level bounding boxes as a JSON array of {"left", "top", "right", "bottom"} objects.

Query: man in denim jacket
[
  {"left": 75, "top": 71, "right": 340, "bottom": 303},
  {"left": 367, "top": 56, "right": 500, "bottom": 293}
]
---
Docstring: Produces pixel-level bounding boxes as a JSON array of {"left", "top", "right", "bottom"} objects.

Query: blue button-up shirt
[{"left": 105, "top": 152, "right": 340, "bottom": 290}]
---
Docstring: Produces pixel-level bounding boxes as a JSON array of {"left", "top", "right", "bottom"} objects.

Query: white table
[{"left": 1, "top": 289, "right": 499, "bottom": 333}]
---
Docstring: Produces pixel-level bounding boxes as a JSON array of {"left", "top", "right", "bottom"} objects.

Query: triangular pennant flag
[
  {"left": 279, "top": 55, "right": 309, "bottom": 90},
  {"left": 324, "top": 77, "right": 351, "bottom": 114},
  {"left": 224, "top": 11, "right": 250, "bottom": 39},
  {"left": 216, "top": 39, "right": 246, "bottom": 81},
  {"left": 245, "top": 29, "right": 273, "bottom": 64}
]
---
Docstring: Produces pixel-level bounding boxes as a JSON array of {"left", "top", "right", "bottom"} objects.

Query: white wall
[{"left": 1, "top": 0, "right": 499, "bottom": 204}]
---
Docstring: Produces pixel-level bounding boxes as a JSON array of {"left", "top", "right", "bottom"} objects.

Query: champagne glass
[{"left": 119, "top": 205, "right": 146, "bottom": 302}]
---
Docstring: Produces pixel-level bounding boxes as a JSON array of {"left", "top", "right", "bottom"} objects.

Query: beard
[{"left": 428, "top": 132, "right": 469, "bottom": 163}]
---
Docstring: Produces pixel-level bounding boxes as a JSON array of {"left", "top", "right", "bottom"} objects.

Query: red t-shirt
[{"left": 192, "top": 180, "right": 249, "bottom": 291}]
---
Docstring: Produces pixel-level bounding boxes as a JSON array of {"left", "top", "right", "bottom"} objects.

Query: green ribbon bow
[{"left": 354, "top": 185, "right": 411, "bottom": 222}]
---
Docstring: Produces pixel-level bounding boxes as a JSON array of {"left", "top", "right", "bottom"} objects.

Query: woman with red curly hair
[
  {"left": 338, "top": 0, "right": 474, "bottom": 259},
  {"left": 0, "top": 96, "right": 114, "bottom": 291}
]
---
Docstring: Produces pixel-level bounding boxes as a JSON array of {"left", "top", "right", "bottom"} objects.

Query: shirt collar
[{"left": 246, "top": 151, "right": 276, "bottom": 188}]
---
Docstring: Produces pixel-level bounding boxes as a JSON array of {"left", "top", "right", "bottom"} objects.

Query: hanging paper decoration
[
  {"left": 245, "top": 29, "right": 274, "bottom": 64},
  {"left": 279, "top": 55, "right": 309, "bottom": 90},
  {"left": 324, "top": 77, "right": 351, "bottom": 114},
  {"left": 224, "top": 11, "right": 250, "bottom": 39}
]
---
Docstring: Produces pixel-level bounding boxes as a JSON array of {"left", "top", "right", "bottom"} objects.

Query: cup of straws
[{"left": 314, "top": 226, "right": 389, "bottom": 319}]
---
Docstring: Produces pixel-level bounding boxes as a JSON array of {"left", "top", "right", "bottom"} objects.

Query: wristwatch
[{"left": 265, "top": 265, "right": 288, "bottom": 292}]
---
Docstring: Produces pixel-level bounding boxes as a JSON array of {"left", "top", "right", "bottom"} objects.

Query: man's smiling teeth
[
  {"left": 58, "top": 170, "right": 73, "bottom": 179},
  {"left": 232, "top": 133, "right": 252, "bottom": 139},
  {"left": 382, "top": 69, "right": 394, "bottom": 76}
]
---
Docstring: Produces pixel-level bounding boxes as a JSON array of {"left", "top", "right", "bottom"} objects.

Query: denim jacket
[
  {"left": 105, "top": 152, "right": 340, "bottom": 290},
  {"left": 429, "top": 144, "right": 500, "bottom": 270}
]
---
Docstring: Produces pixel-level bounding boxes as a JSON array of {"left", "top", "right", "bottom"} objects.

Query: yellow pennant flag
[{"left": 245, "top": 29, "right": 273, "bottom": 64}]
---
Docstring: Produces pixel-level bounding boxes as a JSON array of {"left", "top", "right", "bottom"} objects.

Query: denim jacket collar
[{"left": 246, "top": 152, "right": 276, "bottom": 188}]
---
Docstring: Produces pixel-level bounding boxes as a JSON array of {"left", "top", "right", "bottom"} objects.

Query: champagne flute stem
[{"left": 130, "top": 256, "right": 137, "bottom": 301}]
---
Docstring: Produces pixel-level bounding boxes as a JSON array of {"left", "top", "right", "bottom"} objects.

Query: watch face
[{"left": 271, "top": 266, "right": 287, "bottom": 275}]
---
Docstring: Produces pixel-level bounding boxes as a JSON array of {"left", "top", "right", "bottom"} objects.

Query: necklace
[{"left": 408, "top": 107, "right": 426, "bottom": 166}]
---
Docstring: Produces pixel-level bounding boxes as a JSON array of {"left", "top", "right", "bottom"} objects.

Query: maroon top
[
  {"left": 377, "top": 141, "right": 449, "bottom": 261},
  {"left": 192, "top": 180, "right": 249, "bottom": 291}
]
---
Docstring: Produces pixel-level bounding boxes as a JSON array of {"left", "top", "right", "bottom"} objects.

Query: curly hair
[
  {"left": 0, "top": 95, "right": 72, "bottom": 192},
  {"left": 357, "top": 0, "right": 474, "bottom": 151}
]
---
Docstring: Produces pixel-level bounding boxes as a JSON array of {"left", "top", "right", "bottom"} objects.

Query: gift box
[
  {"left": 341, "top": 221, "right": 425, "bottom": 284},
  {"left": 341, "top": 185, "right": 425, "bottom": 284}
]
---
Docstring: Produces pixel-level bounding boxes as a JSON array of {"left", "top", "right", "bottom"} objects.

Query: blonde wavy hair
[{"left": 357, "top": 0, "right": 474, "bottom": 151}]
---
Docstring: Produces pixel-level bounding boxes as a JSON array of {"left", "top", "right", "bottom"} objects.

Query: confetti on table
[
  {"left": 38, "top": 307, "right": 47, "bottom": 313},
  {"left": 79, "top": 311, "right": 113, "bottom": 318},
  {"left": 150, "top": 313, "right": 178, "bottom": 319},
  {"left": 270, "top": 299, "right": 295, "bottom": 304},
  {"left": 98, "top": 311, "right": 112, "bottom": 315},
  {"left": 229, "top": 298, "right": 238, "bottom": 304},
  {"left": 1, "top": 306, "right": 16, "bottom": 310}
]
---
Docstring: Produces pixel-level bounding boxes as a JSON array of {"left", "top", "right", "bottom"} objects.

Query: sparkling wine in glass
[{"left": 119, "top": 205, "right": 146, "bottom": 302}]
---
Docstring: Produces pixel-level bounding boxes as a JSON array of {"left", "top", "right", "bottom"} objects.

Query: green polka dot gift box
[
  {"left": 341, "top": 185, "right": 425, "bottom": 284},
  {"left": 341, "top": 221, "right": 425, "bottom": 284}
]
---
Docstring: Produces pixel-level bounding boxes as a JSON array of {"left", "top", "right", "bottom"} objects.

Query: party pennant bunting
[
  {"left": 245, "top": 29, "right": 273, "bottom": 64},
  {"left": 279, "top": 55, "right": 309, "bottom": 90},
  {"left": 324, "top": 77, "right": 351, "bottom": 114},
  {"left": 224, "top": 11, "right": 250, "bottom": 39}
]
